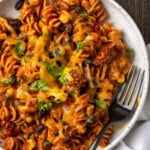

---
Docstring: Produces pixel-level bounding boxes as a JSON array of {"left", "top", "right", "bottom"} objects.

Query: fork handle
[{"left": 89, "top": 122, "right": 111, "bottom": 150}]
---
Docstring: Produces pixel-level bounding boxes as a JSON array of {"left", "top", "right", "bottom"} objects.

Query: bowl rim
[{"left": 98, "top": 0, "right": 150, "bottom": 150}]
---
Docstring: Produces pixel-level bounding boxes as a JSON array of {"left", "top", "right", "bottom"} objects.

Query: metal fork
[{"left": 89, "top": 65, "right": 145, "bottom": 150}]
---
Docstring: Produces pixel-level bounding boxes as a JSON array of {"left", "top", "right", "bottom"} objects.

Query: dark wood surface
[{"left": 115, "top": 0, "right": 150, "bottom": 44}]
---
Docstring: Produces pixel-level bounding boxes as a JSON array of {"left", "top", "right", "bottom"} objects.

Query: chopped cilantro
[
  {"left": 29, "top": 134, "right": 34, "bottom": 139},
  {"left": 0, "top": 76, "right": 13, "bottom": 85},
  {"left": 38, "top": 99, "right": 52, "bottom": 113},
  {"left": 86, "top": 116, "right": 96, "bottom": 124},
  {"left": 127, "top": 48, "right": 134, "bottom": 58},
  {"left": 95, "top": 99, "right": 106, "bottom": 109},
  {"left": 54, "top": 99, "right": 61, "bottom": 104},
  {"left": 14, "top": 42, "right": 24, "bottom": 56},
  {"left": 44, "top": 140, "right": 51, "bottom": 148},
  {"left": 76, "top": 41, "right": 83, "bottom": 52},
  {"left": 80, "top": 12, "right": 89, "bottom": 18},
  {"left": 23, "top": 55, "right": 28, "bottom": 63},
  {"left": 69, "top": 90, "right": 75, "bottom": 98},
  {"left": 29, "top": 79, "right": 49, "bottom": 91},
  {"left": 58, "top": 71, "right": 72, "bottom": 85},
  {"left": 43, "top": 61, "right": 64, "bottom": 77},
  {"left": 58, "top": 74, "right": 67, "bottom": 84},
  {"left": 86, "top": 118, "right": 93, "bottom": 124}
]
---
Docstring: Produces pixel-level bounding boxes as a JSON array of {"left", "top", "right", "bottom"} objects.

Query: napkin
[{"left": 113, "top": 44, "right": 150, "bottom": 150}]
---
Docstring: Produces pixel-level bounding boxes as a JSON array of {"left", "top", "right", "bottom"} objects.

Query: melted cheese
[
  {"left": 16, "top": 85, "right": 31, "bottom": 100},
  {"left": 40, "top": 63, "right": 56, "bottom": 87},
  {"left": 69, "top": 51, "right": 84, "bottom": 66},
  {"left": 31, "top": 26, "right": 49, "bottom": 68},
  {"left": 46, "top": 87, "right": 68, "bottom": 102},
  {"left": 62, "top": 105, "right": 72, "bottom": 124}
]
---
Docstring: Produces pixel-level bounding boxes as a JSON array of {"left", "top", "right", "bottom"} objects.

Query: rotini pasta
[{"left": 0, "top": 0, "right": 133, "bottom": 150}]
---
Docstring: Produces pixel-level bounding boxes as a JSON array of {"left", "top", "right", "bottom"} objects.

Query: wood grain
[{"left": 115, "top": 0, "right": 150, "bottom": 44}]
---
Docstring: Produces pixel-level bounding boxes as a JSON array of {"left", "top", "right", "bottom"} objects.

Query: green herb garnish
[
  {"left": 43, "top": 61, "right": 64, "bottom": 77},
  {"left": 38, "top": 99, "right": 52, "bottom": 113},
  {"left": 86, "top": 118, "right": 93, "bottom": 124},
  {"left": 58, "top": 74, "right": 68, "bottom": 84},
  {"left": 54, "top": 99, "right": 61, "bottom": 104},
  {"left": 0, "top": 76, "right": 13, "bottom": 85},
  {"left": 14, "top": 42, "right": 25, "bottom": 56},
  {"left": 95, "top": 99, "right": 106, "bottom": 109},
  {"left": 127, "top": 48, "right": 134, "bottom": 58},
  {"left": 44, "top": 140, "right": 51, "bottom": 148},
  {"left": 69, "top": 90, "right": 75, "bottom": 98},
  {"left": 80, "top": 12, "right": 89, "bottom": 18},
  {"left": 86, "top": 117, "right": 94, "bottom": 124},
  {"left": 76, "top": 41, "right": 83, "bottom": 52},
  {"left": 23, "top": 55, "right": 28, "bottom": 63},
  {"left": 29, "top": 134, "right": 34, "bottom": 139},
  {"left": 29, "top": 79, "right": 49, "bottom": 91}
]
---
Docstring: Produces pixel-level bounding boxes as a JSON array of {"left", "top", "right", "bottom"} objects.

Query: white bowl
[
  {"left": 0, "top": 0, "right": 149, "bottom": 150},
  {"left": 98, "top": 0, "right": 149, "bottom": 150}
]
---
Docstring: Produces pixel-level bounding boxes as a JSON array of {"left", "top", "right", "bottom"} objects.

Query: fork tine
[
  {"left": 138, "top": 71, "right": 144, "bottom": 98},
  {"left": 126, "top": 65, "right": 135, "bottom": 80},
  {"left": 123, "top": 67, "right": 141, "bottom": 105},
  {"left": 117, "top": 66, "right": 144, "bottom": 110},
  {"left": 116, "top": 65, "right": 137, "bottom": 103},
  {"left": 127, "top": 70, "right": 144, "bottom": 109}
]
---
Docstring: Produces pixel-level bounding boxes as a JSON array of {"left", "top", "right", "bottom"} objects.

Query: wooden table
[{"left": 116, "top": 0, "right": 150, "bottom": 44}]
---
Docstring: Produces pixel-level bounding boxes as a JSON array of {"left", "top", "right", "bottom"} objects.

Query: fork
[{"left": 89, "top": 65, "right": 145, "bottom": 150}]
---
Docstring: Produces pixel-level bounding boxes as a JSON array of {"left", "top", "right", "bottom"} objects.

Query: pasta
[{"left": 0, "top": 0, "right": 133, "bottom": 149}]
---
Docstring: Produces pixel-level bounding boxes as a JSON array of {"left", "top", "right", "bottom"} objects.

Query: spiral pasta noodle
[
  {"left": 0, "top": 0, "right": 133, "bottom": 149},
  {"left": 100, "top": 125, "right": 114, "bottom": 147},
  {"left": 81, "top": 0, "right": 107, "bottom": 22},
  {"left": 3, "top": 136, "right": 25, "bottom": 150}
]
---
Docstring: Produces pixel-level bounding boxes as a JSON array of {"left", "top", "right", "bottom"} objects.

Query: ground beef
[
  {"left": 67, "top": 70, "right": 87, "bottom": 89},
  {"left": 93, "top": 44, "right": 118, "bottom": 66}
]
